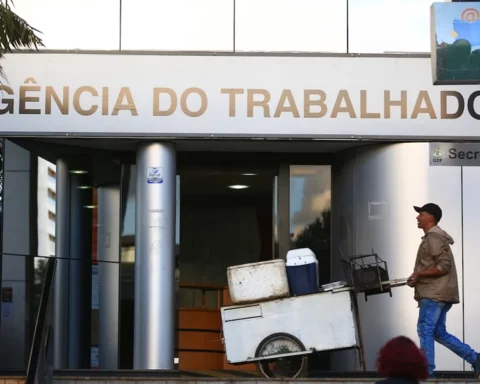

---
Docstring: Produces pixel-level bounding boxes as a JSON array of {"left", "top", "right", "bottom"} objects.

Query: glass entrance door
[{"left": 175, "top": 164, "right": 278, "bottom": 371}]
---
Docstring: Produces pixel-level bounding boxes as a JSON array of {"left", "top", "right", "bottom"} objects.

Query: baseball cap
[{"left": 413, "top": 203, "right": 442, "bottom": 222}]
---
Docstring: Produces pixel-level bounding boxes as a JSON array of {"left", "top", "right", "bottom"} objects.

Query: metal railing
[{"left": 26, "top": 257, "right": 57, "bottom": 384}]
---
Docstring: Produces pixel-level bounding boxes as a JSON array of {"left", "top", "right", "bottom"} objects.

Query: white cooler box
[{"left": 227, "top": 259, "right": 290, "bottom": 304}]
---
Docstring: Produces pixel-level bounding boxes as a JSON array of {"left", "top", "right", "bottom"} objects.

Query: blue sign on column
[
  {"left": 431, "top": 2, "right": 480, "bottom": 84},
  {"left": 147, "top": 167, "right": 164, "bottom": 184}
]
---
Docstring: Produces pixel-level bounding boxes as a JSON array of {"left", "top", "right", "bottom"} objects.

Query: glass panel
[
  {"left": 179, "top": 166, "right": 276, "bottom": 306},
  {"left": 289, "top": 165, "right": 331, "bottom": 371},
  {"left": 0, "top": 139, "right": 3, "bottom": 228},
  {"left": 35, "top": 156, "right": 56, "bottom": 324},
  {"left": 236, "top": 0, "right": 347, "bottom": 52},
  {"left": 121, "top": 0, "right": 234, "bottom": 51},
  {"left": 119, "top": 164, "right": 135, "bottom": 369},
  {"left": 273, "top": 175, "right": 279, "bottom": 259},
  {"left": 12, "top": 0, "right": 120, "bottom": 50},
  {"left": 91, "top": 187, "right": 98, "bottom": 369},
  {"left": 349, "top": 0, "right": 432, "bottom": 53},
  {"left": 289, "top": 165, "right": 331, "bottom": 285}
]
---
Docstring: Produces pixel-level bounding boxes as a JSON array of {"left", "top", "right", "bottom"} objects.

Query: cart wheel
[{"left": 254, "top": 332, "right": 309, "bottom": 379}]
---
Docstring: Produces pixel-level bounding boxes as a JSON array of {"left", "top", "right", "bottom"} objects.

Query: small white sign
[{"left": 147, "top": 167, "right": 163, "bottom": 184}]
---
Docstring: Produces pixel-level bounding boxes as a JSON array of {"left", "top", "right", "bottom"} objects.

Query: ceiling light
[
  {"left": 70, "top": 170, "right": 88, "bottom": 174},
  {"left": 241, "top": 173, "right": 257, "bottom": 176},
  {"left": 77, "top": 185, "right": 92, "bottom": 189},
  {"left": 228, "top": 185, "right": 249, "bottom": 190},
  {"left": 84, "top": 205, "right": 97, "bottom": 209}
]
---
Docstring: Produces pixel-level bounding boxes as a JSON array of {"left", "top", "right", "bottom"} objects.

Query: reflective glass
[
  {"left": 12, "top": 0, "right": 120, "bottom": 50},
  {"left": 289, "top": 165, "right": 331, "bottom": 285},
  {"left": 349, "top": 0, "right": 433, "bottom": 53},
  {"left": 121, "top": 0, "right": 234, "bottom": 51},
  {"left": 236, "top": 0, "right": 347, "bottom": 52}
]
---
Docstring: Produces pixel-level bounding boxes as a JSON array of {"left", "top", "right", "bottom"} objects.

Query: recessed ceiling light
[
  {"left": 241, "top": 173, "right": 257, "bottom": 176},
  {"left": 228, "top": 184, "right": 249, "bottom": 190},
  {"left": 70, "top": 170, "right": 88, "bottom": 174},
  {"left": 77, "top": 185, "right": 92, "bottom": 189}
]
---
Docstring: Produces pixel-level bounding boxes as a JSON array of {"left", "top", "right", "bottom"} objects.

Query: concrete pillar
[
  {"left": 68, "top": 170, "right": 92, "bottom": 369},
  {"left": 97, "top": 185, "right": 120, "bottom": 369},
  {"left": 53, "top": 159, "right": 70, "bottom": 370},
  {"left": 134, "top": 142, "right": 176, "bottom": 370}
]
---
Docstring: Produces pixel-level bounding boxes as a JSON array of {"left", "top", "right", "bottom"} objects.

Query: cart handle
[{"left": 381, "top": 277, "right": 408, "bottom": 287}]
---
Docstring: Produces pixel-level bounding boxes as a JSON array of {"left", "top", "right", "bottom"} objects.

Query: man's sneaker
[{"left": 472, "top": 354, "right": 480, "bottom": 379}]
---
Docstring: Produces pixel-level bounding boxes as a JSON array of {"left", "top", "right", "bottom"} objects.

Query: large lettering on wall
[{"left": 1, "top": 78, "right": 479, "bottom": 120}]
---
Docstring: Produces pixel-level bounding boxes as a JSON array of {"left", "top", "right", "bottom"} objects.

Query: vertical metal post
[
  {"left": 68, "top": 170, "right": 92, "bottom": 368},
  {"left": 277, "top": 163, "right": 290, "bottom": 260},
  {"left": 134, "top": 142, "right": 176, "bottom": 370},
  {"left": 53, "top": 159, "right": 70, "bottom": 369},
  {"left": 97, "top": 185, "right": 120, "bottom": 369},
  {"left": 0, "top": 139, "right": 4, "bottom": 329}
]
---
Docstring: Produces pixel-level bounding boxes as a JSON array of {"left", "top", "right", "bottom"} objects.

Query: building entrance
[
  {"left": 176, "top": 164, "right": 277, "bottom": 371},
  {"left": 118, "top": 152, "right": 333, "bottom": 371}
]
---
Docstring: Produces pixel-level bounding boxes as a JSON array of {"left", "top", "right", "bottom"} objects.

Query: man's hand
[{"left": 407, "top": 272, "right": 419, "bottom": 287}]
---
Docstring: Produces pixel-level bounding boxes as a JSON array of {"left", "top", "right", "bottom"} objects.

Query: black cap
[{"left": 414, "top": 203, "right": 442, "bottom": 222}]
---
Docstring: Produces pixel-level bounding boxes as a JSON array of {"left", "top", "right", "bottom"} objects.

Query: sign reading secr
[{"left": 430, "top": 143, "right": 480, "bottom": 166}]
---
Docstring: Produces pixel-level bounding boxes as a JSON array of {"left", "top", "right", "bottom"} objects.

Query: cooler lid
[
  {"left": 227, "top": 259, "right": 286, "bottom": 271},
  {"left": 286, "top": 248, "right": 318, "bottom": 266}
]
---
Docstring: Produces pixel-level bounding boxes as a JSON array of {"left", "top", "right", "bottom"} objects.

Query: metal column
[
  {"left": 97, "top": 185, "right": 120, "bottom": 369},
  {"left": 68, "top": 170, "right": 93, "bottom": 369},
  {"left": 53, "top": 158, "right": 93, "bottom": 369},
  {"left": 53, "top": 159, "right": 70, "bottom": 369},
  {"left": 134, "top": 142, "right": 176, "bottom": 370}
]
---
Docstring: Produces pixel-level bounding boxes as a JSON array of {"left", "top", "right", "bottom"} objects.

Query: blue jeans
[{"left": 417, "top": 298, "right": 477, "bottom": 376}]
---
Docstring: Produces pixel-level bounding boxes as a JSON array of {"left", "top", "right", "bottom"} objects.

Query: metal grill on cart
[{"left": 341, "top": 251, "right": 393, "bottom": 301}]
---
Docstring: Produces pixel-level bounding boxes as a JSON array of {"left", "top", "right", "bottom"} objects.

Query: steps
[{"left": 2, "top": 371, "right": 477, "bottom": 384}]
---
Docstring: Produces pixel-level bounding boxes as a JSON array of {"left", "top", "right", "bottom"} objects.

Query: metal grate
[{"left": 341, "top": 250, "right": 392, "bottom": 301}]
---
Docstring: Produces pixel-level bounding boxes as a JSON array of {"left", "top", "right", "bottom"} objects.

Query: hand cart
[{"left": 220, "top": 251, "right": 408, "bottom": 379}]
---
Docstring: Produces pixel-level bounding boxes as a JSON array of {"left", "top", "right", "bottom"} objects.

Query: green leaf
[{"left": 0, "top": 0, "right": 44, "bottom": 79}]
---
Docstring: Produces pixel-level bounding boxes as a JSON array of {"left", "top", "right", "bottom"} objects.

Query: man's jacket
[{"left": 413, "top": 225, "right": 460, "bottom": 304}]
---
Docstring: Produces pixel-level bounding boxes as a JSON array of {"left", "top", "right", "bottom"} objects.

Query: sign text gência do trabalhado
[{"left": 1, "top": 78, "right": 479, "bottom": 120}]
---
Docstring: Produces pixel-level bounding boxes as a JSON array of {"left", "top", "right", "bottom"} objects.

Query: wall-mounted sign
[
  {"left": 430, "top": 142, "right": 480, "bottom": 166},
  {"left": 1, "top": 53, "right": 479, "bottom": 139},
  {"left": 431, "top": 2, "right": 480, "bottom": 85}
]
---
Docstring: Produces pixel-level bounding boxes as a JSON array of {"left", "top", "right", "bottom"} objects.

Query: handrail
[{"left": 26, "top": 257, "right": 57, "bottom": 384}]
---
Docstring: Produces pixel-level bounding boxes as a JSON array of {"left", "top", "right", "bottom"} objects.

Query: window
[
  {"left": 48, "top": 168, "right": 56, "bottom": 178},
  {"left": 289, "top": 165, "right": 331, "bottom": 285},
  {"left": 49, "top": 234, "right": 55, "bottom": 242},
  {"left": 48, "top": 188, "right": 56, "bottom": 200},
  {"left": 48, "top": 211, "right": 56, "bottom": 221}
]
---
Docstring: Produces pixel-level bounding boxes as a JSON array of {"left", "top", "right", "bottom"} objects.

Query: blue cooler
[{"left": 286, "top": 248, "right": 319, "bottom": 296}]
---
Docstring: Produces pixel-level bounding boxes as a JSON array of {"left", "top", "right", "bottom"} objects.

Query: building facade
[
  {"left": 1, "top": 0, "right": 479, "bottom": 375},
  {"left": 37, "top": 158, "right": 56, "bottom": 261}
]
